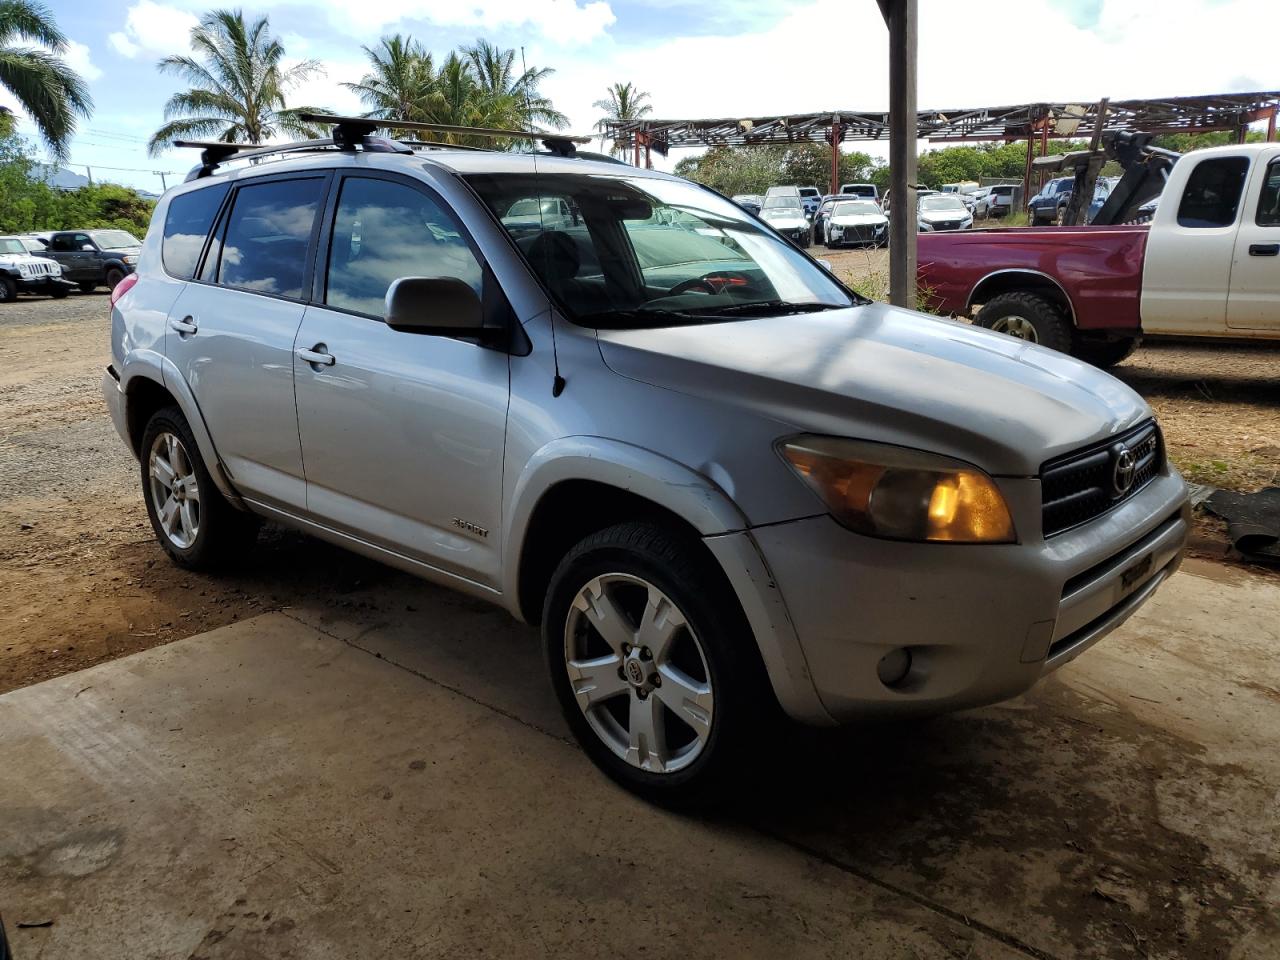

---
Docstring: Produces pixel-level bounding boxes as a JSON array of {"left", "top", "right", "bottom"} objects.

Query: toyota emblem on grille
[{"left": 1111, "top": 444, "right": 1137, "bottom": 496}]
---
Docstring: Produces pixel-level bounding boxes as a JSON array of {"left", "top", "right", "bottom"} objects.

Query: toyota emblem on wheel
[{"left": 1112, "top": 444, "right": 1137, "bottom": 496}]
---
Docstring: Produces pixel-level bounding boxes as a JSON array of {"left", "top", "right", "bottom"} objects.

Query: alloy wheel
[
  {"left": 990, "top": 315, "right": 1039, "bottom": 342},
  {"left": 563, "top": 573, "right": 714, "bottom": 774},
  {"left": 148, "top": 431, "right": 201, "bottom": 549}
]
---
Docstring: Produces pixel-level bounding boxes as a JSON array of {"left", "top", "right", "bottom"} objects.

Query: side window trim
[
  {"left": 192, "top": 170, "right": 335, "bottom": 303},
  {"left": 1256, "top": 156, "right": 1280, "bottom": 228},
  {"left": 314, "top": 170, "right": 517, "bottom": 351}
]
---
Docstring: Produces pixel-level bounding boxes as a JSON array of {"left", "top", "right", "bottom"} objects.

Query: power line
[{"left": 60, "top": 161, "right": 177, "bottom": 175}]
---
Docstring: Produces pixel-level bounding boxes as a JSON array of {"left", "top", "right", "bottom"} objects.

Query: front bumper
[
  {"left": 750, "top": 469, "right": 1188, "bottom": 721},
  {"left": 17, "top": 276, "right": 75, "bottom": 295}
]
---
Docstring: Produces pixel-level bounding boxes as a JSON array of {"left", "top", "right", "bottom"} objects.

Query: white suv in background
[{"left": 104, "top": 131, "right": 1188, "bottom": 804}]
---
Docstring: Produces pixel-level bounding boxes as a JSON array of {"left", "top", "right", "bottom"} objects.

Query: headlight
[
  {"left": 779, "top": 436, "right": 1015, "bottom": 543},
  {"left": 123, "top": 255, "right": 139, "bottom": 265}
]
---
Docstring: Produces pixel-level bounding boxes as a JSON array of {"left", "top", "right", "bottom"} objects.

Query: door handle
[
  {"left": 297, "top": 345, "right": 336, "bottom": 367},
  {"left": 1248, "top": 243, "right": 1280, "bottom": 257},
  {"left": 169, "top": 316, "right": 198, "bottom": 335}
]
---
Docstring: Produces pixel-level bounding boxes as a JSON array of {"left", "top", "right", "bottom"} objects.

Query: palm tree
[
  {"left": 0, "top": 0, "right": 92, "bottom": 162},
  {"left": 343, "top": 34, "right": 433, "bottom": 130},
  {"left": 594, "top": 82, "right": 652, "bottom": 157},
  {"left": 462, "top": 39, "right": 567, "bottom": 134},
  {"left": 147, "top": 9, "right": 324, "bottom": 156}
]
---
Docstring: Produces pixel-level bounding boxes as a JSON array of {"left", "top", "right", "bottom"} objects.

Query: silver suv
[{"left": 104, "top": 130, "right": 1188, "bottom": 804}]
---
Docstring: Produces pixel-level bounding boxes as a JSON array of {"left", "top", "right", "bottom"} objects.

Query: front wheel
[
  {"left": 105, "top": 268, "right": 125, "bottom": 291},
  {"left": 140, "top": 406, "right": 258, "bottom": 570},
  {"left": 78, "top": 281, "right": 96, "bottom": 294},
  {"left": 977, "top": 291, "right": 1074, "bottom": 354},
  {"left": 543, "top": 522, "right": 772, "bottom": 807},
  {"left": 0, "top": 277, "right": 15, "bottom": 303},
  {"left": 50, "top": 287, "right": 69, "bottom": 299}
]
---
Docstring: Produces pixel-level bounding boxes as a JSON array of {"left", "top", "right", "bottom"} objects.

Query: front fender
[
  {"left": 116, "top": 349, "right": 243, "bottom": 506},
  {"left": 502, "top": 438, "right": 749, "bottom": 598}
]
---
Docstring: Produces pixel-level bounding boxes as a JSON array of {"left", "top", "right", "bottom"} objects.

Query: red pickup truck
[{"left": 918, "top": 143, "right": 1280, "bottom": 367}]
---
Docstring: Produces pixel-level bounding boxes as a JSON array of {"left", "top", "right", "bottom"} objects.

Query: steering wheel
[{"left": 669, "top": 277, "right": 719, "bottom": 296}]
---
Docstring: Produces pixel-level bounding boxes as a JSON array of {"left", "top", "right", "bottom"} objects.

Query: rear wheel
[
  {"left": 140, "top": 406, "right": 258, "bottom": 570},
  {"left": 977, "top": 291, "right": 1073, "bottom": 354},
  {"left": 78, "top": 281, "right": 96, "bottom": 294},
  {"left": 50, "top": 287, "right": 69, "bottom": 299},
  {"left": 0, "top": 277, "right": 15, "bottom": 303},
  {"left": 543, "top": 522, "right": 772, "bottom": 807},
  {"left": 1074, "top": 336, "right": 1140, "bottom": 368}
]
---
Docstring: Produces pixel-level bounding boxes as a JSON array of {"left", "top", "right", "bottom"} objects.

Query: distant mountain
[{"left": 34, "top": 164, "right": 91, "bottom": 190}]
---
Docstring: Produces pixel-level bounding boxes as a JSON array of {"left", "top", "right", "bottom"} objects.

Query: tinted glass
[
  {"left": 162, "top": 184, "right": 228, "bottom": 279},
  {"left": 218, "top": 178, "right": 325, "bottom": 298},
  {"left": 1177, "top": 157, "right": 1249, "bottom": 228},
  {"left": 325, "top": 177, "right": 483, "bottom": 318},
  {"left": 1256, "top": 159, "right": 1280, "bottom": 226},
  {"left": 51, "top": 233, "right": 83, "bottom": 252}
]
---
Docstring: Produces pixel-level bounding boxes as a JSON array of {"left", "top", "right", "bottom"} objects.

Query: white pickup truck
[{"left": 920, "top": 142, "right": 1280, "bottom": 364}]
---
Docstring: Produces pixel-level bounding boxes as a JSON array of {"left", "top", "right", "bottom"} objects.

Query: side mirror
[
  {"left": 81, "top": 244, "right": 95, "bottom": 252},
  {"left": 817, "top": 258, "right": 834, "bottom": 272},
  {"left": 385, "top": 277, "right": 483, "bottom": 336}
]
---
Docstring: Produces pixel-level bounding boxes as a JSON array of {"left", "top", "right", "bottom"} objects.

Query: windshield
[
  {"left": 0, "top": 239, "right": 25, "bottom": 255},
  {"left": 466, "top": 172, "right": 855, "bottom": 328},
  {"left": 19, "top": 238, "right": 45, "bottom": 253},
  {"left": 90, "top": 230, "right": 141, "bottom": 250},
  {"left": 833, "top": 201, "right": 880, "bottom": 217},
  {"left": 920, "top": 195, "right": 966, "bottom": 212}
]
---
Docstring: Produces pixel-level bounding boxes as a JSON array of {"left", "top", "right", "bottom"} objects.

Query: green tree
[
  {"left": 343, "top": 34, "right": 434, "bottom": 129},
  {"left": 147, "top": 9, "right": 324, "bottom": 155},
  {"left": 593, "top": 81, "right": 652, "bottom": 157},
  {"left": 0, "top": 0, "right": 92, "bottom": 162},
  {"left": 463, "top": 39, "right": 566, "bottom": 133}
]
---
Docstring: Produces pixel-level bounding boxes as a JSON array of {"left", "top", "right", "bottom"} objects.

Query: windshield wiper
[
  {"left": 577, "top": 307, "right": 716, "bottom": 329},
  {"left": 688, "top": 300, "right": 847, "bottom": 317}
]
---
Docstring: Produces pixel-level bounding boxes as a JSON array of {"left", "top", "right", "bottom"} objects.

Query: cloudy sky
[{"left": 17, "top": 0, "right": 1279, "bottom": 192}]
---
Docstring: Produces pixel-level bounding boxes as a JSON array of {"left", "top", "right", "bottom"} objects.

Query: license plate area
[{"left": 1120, "top": 553, "right": 1153, "bottom": 592}]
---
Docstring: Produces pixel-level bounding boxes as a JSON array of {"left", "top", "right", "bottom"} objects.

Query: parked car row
[{"left": 0, "top": 229, "right": 142, "bottom": 302}]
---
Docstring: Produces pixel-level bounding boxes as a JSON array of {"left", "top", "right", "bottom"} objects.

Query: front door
[
  {"left": 1228, "top": 149, "right": 1280, "bottom": 331},
  {"left": 1141, "top": 154, "right": 1251, "bottom": 336},
  {"left": 49, "top": 232, "right": 94, "bottom": 282},
  {"left": 293, "top": 173, "right": 510, "bottom": 586},
  {"left": 164, "top": 173, "right": 329, "bottom": 510}
]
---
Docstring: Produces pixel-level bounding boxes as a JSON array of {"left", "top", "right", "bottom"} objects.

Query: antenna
[{"left": 522, "top": 45, "right": 566, "bottom": 398}]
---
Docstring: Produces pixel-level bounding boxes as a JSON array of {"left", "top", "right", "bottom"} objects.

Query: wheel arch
[
  {"left": 968, "top": 269, "right": 1076, "bottom": 325},
  {"left": 119, "top": 360, "right": 244, "bottom": 506}
]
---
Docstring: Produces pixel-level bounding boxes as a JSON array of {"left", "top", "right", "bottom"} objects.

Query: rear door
[
  {"left": 1227, "top": 149, "right": 1280, "bottom": 331},
  {"left": 1141, "top": 154, "right": 1251, "bottom": 335},
  {"left": 164, "top": 172, "right": 329, "bottom": 510},
  {"left": 292, "top": 172, "right": 511, "bottom": 586}
]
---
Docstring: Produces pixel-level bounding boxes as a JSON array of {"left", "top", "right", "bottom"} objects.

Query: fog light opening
[{"left": 876, "top": 647, "right": 913, "bottom": 688}]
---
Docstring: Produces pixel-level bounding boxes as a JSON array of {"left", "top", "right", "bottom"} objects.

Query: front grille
[
  {"left": 1041, "top": 420, "right": 1162, "bottom": 538},
  {"left": 21, "top": 261, "right": 54, "bottom": 277}
]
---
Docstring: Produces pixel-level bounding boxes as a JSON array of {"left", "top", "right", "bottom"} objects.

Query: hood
[
  {"left": 830, "top": 213, "right": 886, "bottom": 226},
  {"left": 762, "top": 212, "right": 807, "bottom": 228},
  {"left": 0, "top": 253, "right": 56, "bottom": 268},
  {"left": 595, "top": 303, "right": 1150, "bottom": 476}
]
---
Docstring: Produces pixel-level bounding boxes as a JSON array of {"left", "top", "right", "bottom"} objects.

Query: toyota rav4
[{"left": 104, "top": 129, "right": 1189, "bottom": 804}]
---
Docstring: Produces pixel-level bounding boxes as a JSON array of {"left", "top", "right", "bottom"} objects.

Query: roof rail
[
  {"left": 174, "top": 119, "right": 413, "bottom": 182},
  {"left": 297, "top": 112, "right": 592, "bottom": 158}
]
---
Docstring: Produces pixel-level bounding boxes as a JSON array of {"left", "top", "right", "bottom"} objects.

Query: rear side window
[
  {"left": 1177, "top": 157, "right": 1249, "bottom": 228},
  {"left": 1256, "top": 159, "right": 1280, "bottom": 226},
  {"left": 324, "top": 177, "right": 483, "bottom": 318},
  {"left": 162, "top": 185, "right": 228, "bottom": 279},
  {"left": 218, "top": 177, "right": 325, "bottom": 299}
]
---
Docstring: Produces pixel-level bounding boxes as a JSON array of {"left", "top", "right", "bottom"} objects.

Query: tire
[
  {"left": 140, "top": 406, "right": 258, "bottom": 571},
  {"left": 977, "top": 291, "right": 1074, "bottom": 354},
  {"left": 0, "top": 277, "right": 15, "bottom": 303},
  {"left": 542, "top": 521, "right": 773, "bottom": 807},
  {"left": 78, "top": 281, "right": 96, "bottom": 294},
  {"left": 105, "top": 268, "right": 125, "bottom": 291},
  {"left": 1074, "top": 336, "right": 1140, "bottom": 368},
  {"left": 50, "top": 287, "right": 69, "bottom": 299}
]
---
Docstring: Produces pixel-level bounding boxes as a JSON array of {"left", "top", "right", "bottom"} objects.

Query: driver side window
[{"left": 325, "top": 177, "right": 483, "bottom": 319}]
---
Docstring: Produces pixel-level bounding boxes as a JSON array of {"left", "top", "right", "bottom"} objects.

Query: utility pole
[
  {"left": 155, "top": 171, "right": 168, "bottom": 191},
  {"left": 878, "top": 0, "right": 918, "bottom": 309}
]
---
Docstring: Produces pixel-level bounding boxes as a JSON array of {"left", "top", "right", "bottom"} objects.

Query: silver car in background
[{"left": 104, "top": 140, "right": 1187, "bottom": 805}]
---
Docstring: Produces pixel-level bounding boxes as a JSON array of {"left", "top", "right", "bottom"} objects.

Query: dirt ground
[{"left": 1, "top": 290, "right": 1276, "bottom": 695}]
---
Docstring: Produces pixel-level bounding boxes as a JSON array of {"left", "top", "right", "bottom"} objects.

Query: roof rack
[
  {"left": 297, "top": 112, "right": 593, "bottom": 158},
  {"left": 174, "top": 116, "right": 413, "bottom": 181}
]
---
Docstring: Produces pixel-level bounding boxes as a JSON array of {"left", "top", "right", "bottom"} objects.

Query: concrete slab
[
  {"left": 3, "top": 559, "right": 1277, "bottom": 960},
  {"left": 2, "top": 613, "right": 1025, "bottom": 960}
]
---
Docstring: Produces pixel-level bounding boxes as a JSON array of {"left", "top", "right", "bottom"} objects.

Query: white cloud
[
  {"left": 64, "top": 41, "right": 102, "bottom": 81},
  {"left": 109, "top": 1, "right": 200, "bottom": 59},
  {"left": 296, "top": 0, "right": 616, "bottom": 45}
]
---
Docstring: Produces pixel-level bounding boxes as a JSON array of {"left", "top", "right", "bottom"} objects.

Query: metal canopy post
[{"left": 879, "top": 0, "right": 918, "bottom": 310}]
